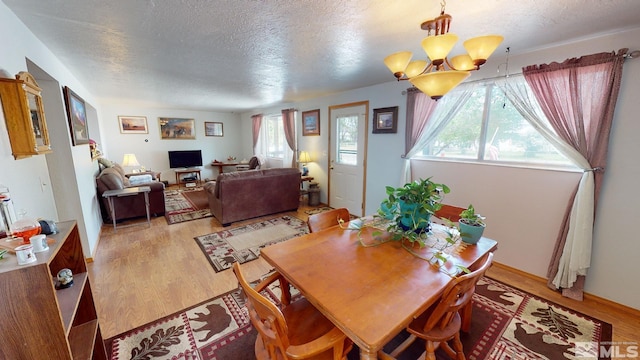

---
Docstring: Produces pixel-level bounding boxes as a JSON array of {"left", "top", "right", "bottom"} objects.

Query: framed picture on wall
[
  {"left": 159, "top": 117, "right": 196, "bottom": 139},
  {"left": 302, "top": 109, "right": 320, "bottom": 136},
  {"left": 118, "top": 116, "right": 149, "bottom": 134},
  {"left": 372, "top": 106, "right": 398, "bottom": 134},
  {"left": 204, "top": 121, "right": 224, "bottom": 136},
  {"left": 63, "top": 86, "right": 90, "bottom": 145}
]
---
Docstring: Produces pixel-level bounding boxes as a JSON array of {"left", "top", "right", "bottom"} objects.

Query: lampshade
[
  {"left": 463, "top": 35, "right": 504, "bottom": 66},
  {"left": 409, "top": 71, "right": 470, "bottom": 100},
  {"left": 404, "top": 60, "right": 428, "bottom": 78},
  {"left": 450, "top": 54, "right": 476, "bottom": 71},
  {"left": 122, "top": 153, "right": 140, "bottom": 167},
  {"left": 384, "top": 51, "right": 413, "bottom": 78},
  {"left": 421, "top": 33, "right": 458, "bottom": 64},
  {"left": 298, "top": 151, "right": 311, "bottom": 164}
]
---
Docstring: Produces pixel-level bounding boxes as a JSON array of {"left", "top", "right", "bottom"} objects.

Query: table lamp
[
  {"left": 122, "top": 153, "right": 141, "bottom": 173},
  {"left": 299, "top": 151, "right": 311, "bottom": 176}
]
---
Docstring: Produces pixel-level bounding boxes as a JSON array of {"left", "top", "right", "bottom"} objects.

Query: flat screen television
[{"left": 168, "top": 150, "right": 203, "bottom": 168}]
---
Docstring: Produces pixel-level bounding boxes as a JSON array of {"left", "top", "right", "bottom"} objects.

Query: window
[
  {"left": 336, "top": 115, "right": 359, "bottom": 165},
  {"left": 419, "top": 81, "right": 574, "bottom": 167},
  {"left": 261, "top": 114, "right": 285, "bottom": 159}
]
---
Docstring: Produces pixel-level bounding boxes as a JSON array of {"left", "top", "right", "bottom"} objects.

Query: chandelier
[{"left": 384, "top": 1, "right": 503, "bottom": 100}]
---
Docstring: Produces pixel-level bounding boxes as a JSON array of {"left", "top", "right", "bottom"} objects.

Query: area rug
[
  {"left": 304, "top": 206, "right": 333, "bottom": 215},
  {"left": 194, "top": 215, "right": 309, "bottom": 273},
  {"left": 104, "top": 276, "right": 612, "bottom": 360},
  {"left": 164, "top": 188, "right": 212, "bottom": 225}
]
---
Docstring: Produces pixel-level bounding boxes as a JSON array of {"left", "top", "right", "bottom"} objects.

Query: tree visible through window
[
  {"left": 263, "top": 114, "right": 285, "bottom": 159},
  {"left": 420, "top": 82, "right": 574, "bottom": 167}
]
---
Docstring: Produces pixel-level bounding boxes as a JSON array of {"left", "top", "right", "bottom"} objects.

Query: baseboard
[{"left": 493, "top": 261, "right": 640, "bottom": 317}]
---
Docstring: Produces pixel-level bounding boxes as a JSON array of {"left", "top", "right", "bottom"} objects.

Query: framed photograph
[
  {"left": 118, "top": 116, "right": 148, "bottom": 134},
  {"left": 204, "top": 121, "right": 224, "bottom": 137},
  {"left": 372, "top": 106, "right": 398, "bottom": 134},
  {"left": 159, "top": 117, "right": 196, "bottom": 139},
  {"left": 302, "top": 109, "right": 320, "bottom": 136},
  {"left": 63, "top": 86, "right": 90, "bottom": 145}
]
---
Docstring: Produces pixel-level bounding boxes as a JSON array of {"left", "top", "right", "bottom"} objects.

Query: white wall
[
  {"left": 98, "top": 104, "right": 242, "bottom": 183},
  {"left": 240, "top": 28, "right": 640, "bottom": 310},
  {"left": 0, "top": 2, "right": 102, "bottom": 258}
]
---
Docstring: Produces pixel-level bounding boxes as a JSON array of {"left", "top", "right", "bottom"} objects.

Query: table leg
[
  {"left": 360, "top": 349, "right": 378, "bottom": 360},
  {"left": 109, "top": 197, "right": 116, "bottom": 231},
  {"left": 144, "top": 191, "right": 150, "bottom": 228}
]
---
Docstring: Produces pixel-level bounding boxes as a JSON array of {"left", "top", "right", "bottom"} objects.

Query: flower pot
[
  {"left": 459, "top": 222, "right": 485, "bottom": 244},
  {"left": 398, "top": 200, "right": 431, "bottom": 233}
]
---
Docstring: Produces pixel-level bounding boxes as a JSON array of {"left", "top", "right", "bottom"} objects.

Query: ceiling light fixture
[{"left": 384, "top": 0, "right": 503, "bottom": 100}]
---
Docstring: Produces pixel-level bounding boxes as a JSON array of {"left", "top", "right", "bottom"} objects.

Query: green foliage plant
[
  {"left": 459, "top": 204, "right": 486, "bottom": 227},
  {"left": 339, "top": 178, "right": 469, "bottom": 276}
]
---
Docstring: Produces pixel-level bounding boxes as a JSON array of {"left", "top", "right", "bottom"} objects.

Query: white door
[{"left": 329, "top": 102, "right": 367, "bottom": 217}]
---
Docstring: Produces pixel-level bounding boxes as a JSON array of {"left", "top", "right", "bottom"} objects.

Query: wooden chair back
[
  {"left": 233, "top": 263, "right": 352, "bottom": 360},
  {"left": 307, "top": 208, "right": 351, "bottom": 233},
  {"left": 435, "top": 204, "right": 466, "bottom": 223},
  {"left": 233, "top": 263, "right": 291, "bottom": 358},
  {"left": 422, "top": 252, "right": 493, "bottom": 332}
]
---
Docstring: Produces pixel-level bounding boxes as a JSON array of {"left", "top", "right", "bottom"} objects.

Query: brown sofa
[
  {"left": 203, "top": 168, "right": 300, "bottom": 226},
  {"left": 96, "top": 163, "right": 166, "bottom": 222}
]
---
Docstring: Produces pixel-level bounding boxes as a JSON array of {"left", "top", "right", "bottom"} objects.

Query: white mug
[
  {"left": 30, "top": 234, "right": 48, "bottom": 252},
  {"left": 15, "top": 244, "right": 37, "bottom": 265}
]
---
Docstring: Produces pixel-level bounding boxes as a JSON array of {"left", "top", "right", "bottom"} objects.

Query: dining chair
[
  {"left": 307, "top": 208, "right": 351, "bottom": 233},
  {"left": 379, "top": 252, "right": 494, "bottom": 360},
  {"left": 233, "top": 263, "right": 353, "bottom": 360},
  {"left": 435, "top": 204, "right": 466, "bottom": 223}
]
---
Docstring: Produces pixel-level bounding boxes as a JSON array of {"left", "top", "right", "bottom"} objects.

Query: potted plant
[
  {"left": 378, "top": 177, "right": 450, "bottom": 246},
  {"left": 458, "top": 204, "right": 486, "bottom": 244}
]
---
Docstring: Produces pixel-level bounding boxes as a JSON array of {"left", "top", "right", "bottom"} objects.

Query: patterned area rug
[
  {"left": 194, "top": 215, "right": 309, "bottom": 273},
  {"left": 164, "top": 188, "right": 212, "bottom": 225},
  {"left": 104, "top": 276, "right": 612, "bottom": 360},
  {"left": 304, "top": 206, "right": 333, "bottom": 215}
]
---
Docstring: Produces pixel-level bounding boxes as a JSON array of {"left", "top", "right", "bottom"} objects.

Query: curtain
[
  {"left": 401, "top": 83, "right": 478, "bottom": 184},
  {"left": 521, "top": 49, "right": 626, "bottom": 300},
  {"left": 282, "top": 108, "right": 296, "bottom": 168},
  {"left": 251, "top": 114, "right": 263, "bottom": 154}
]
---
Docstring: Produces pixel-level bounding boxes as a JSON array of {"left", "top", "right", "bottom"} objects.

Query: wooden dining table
[{"left": 261, "top": 219, "right": 497, "bottom": 360}]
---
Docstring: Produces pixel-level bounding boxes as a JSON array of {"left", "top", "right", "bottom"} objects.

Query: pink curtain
[
  {"left": 282, "top": 108, "right": 297, "bottom": 168},
  {"left": 523, "top": 49, "right": 626, "bottom": 299},
  {"left": 251, "top": 114, "right": 262, "bottom": 153},
  {"left": 405, "top": 88, "right": 439, "bottom": 155}
]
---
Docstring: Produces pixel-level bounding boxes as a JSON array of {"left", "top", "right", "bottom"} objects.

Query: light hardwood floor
[{"left": 88, "top": 201, "right": 640, "bottom": 346}]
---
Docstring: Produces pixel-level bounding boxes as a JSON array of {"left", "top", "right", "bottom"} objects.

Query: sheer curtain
[
  {"left": 401, "top": 83, "right": 478, "bottom": 184},
  {"left": 511, "top": 49, "right": 626, "bottom": 300},
  {"left": 281, "top": 108, "right": 296, "bottom": 168}
]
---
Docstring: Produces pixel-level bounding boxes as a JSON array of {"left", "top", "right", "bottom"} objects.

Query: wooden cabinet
[
  {"left": 0, "top": 71, "right": 52, "bottom": 159},
  {"left": 0, "top": 221, "right": 106, "bottom": 359}
]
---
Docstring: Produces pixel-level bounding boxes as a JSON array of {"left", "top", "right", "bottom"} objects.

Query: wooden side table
[
  {"left": 102, "top": 186, "right": 151, "bottom": 231},
  {"left": 174, "top": 168, "right": 201, "bottom": 188}
]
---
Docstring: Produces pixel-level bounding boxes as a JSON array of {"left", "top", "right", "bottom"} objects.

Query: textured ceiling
[{"left": 3, "top": 0, "right": 640, "bottom": 112}]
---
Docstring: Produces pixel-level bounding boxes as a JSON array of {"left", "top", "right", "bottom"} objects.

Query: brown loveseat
[
  {"left": 96, "top": 163, "right": 166, "bottom": 222},
  {"left": 203, "top": 168, "right": 300, "bottom": 226}
]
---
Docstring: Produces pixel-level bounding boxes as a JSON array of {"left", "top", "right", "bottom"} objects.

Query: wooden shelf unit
[{"left": 0, "top": 221, "right": 106, "bottom": 359}]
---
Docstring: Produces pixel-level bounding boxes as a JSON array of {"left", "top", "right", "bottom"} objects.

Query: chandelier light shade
[
  {"left": 409, "top": 71, "right": 471, "bottom": 100},
  {"left": 384, "top": 51, "right": 413, "bottom": 79},
  {"left": 383, "top": 0, "right": 503, "bottom": 100}
]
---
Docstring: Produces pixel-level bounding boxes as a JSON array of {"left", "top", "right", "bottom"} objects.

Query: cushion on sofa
[{"left": 98, "top": 167, "right": 125, "bottom": 190}]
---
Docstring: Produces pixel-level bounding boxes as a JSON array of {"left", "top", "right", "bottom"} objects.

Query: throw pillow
[{"left": 97, "top": 157, "right": 114, "bottom": 169}]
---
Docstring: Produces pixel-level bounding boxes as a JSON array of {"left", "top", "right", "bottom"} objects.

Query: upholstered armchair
[{"left": 95, "top": 162, "right": 165, "bottom": 222}]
